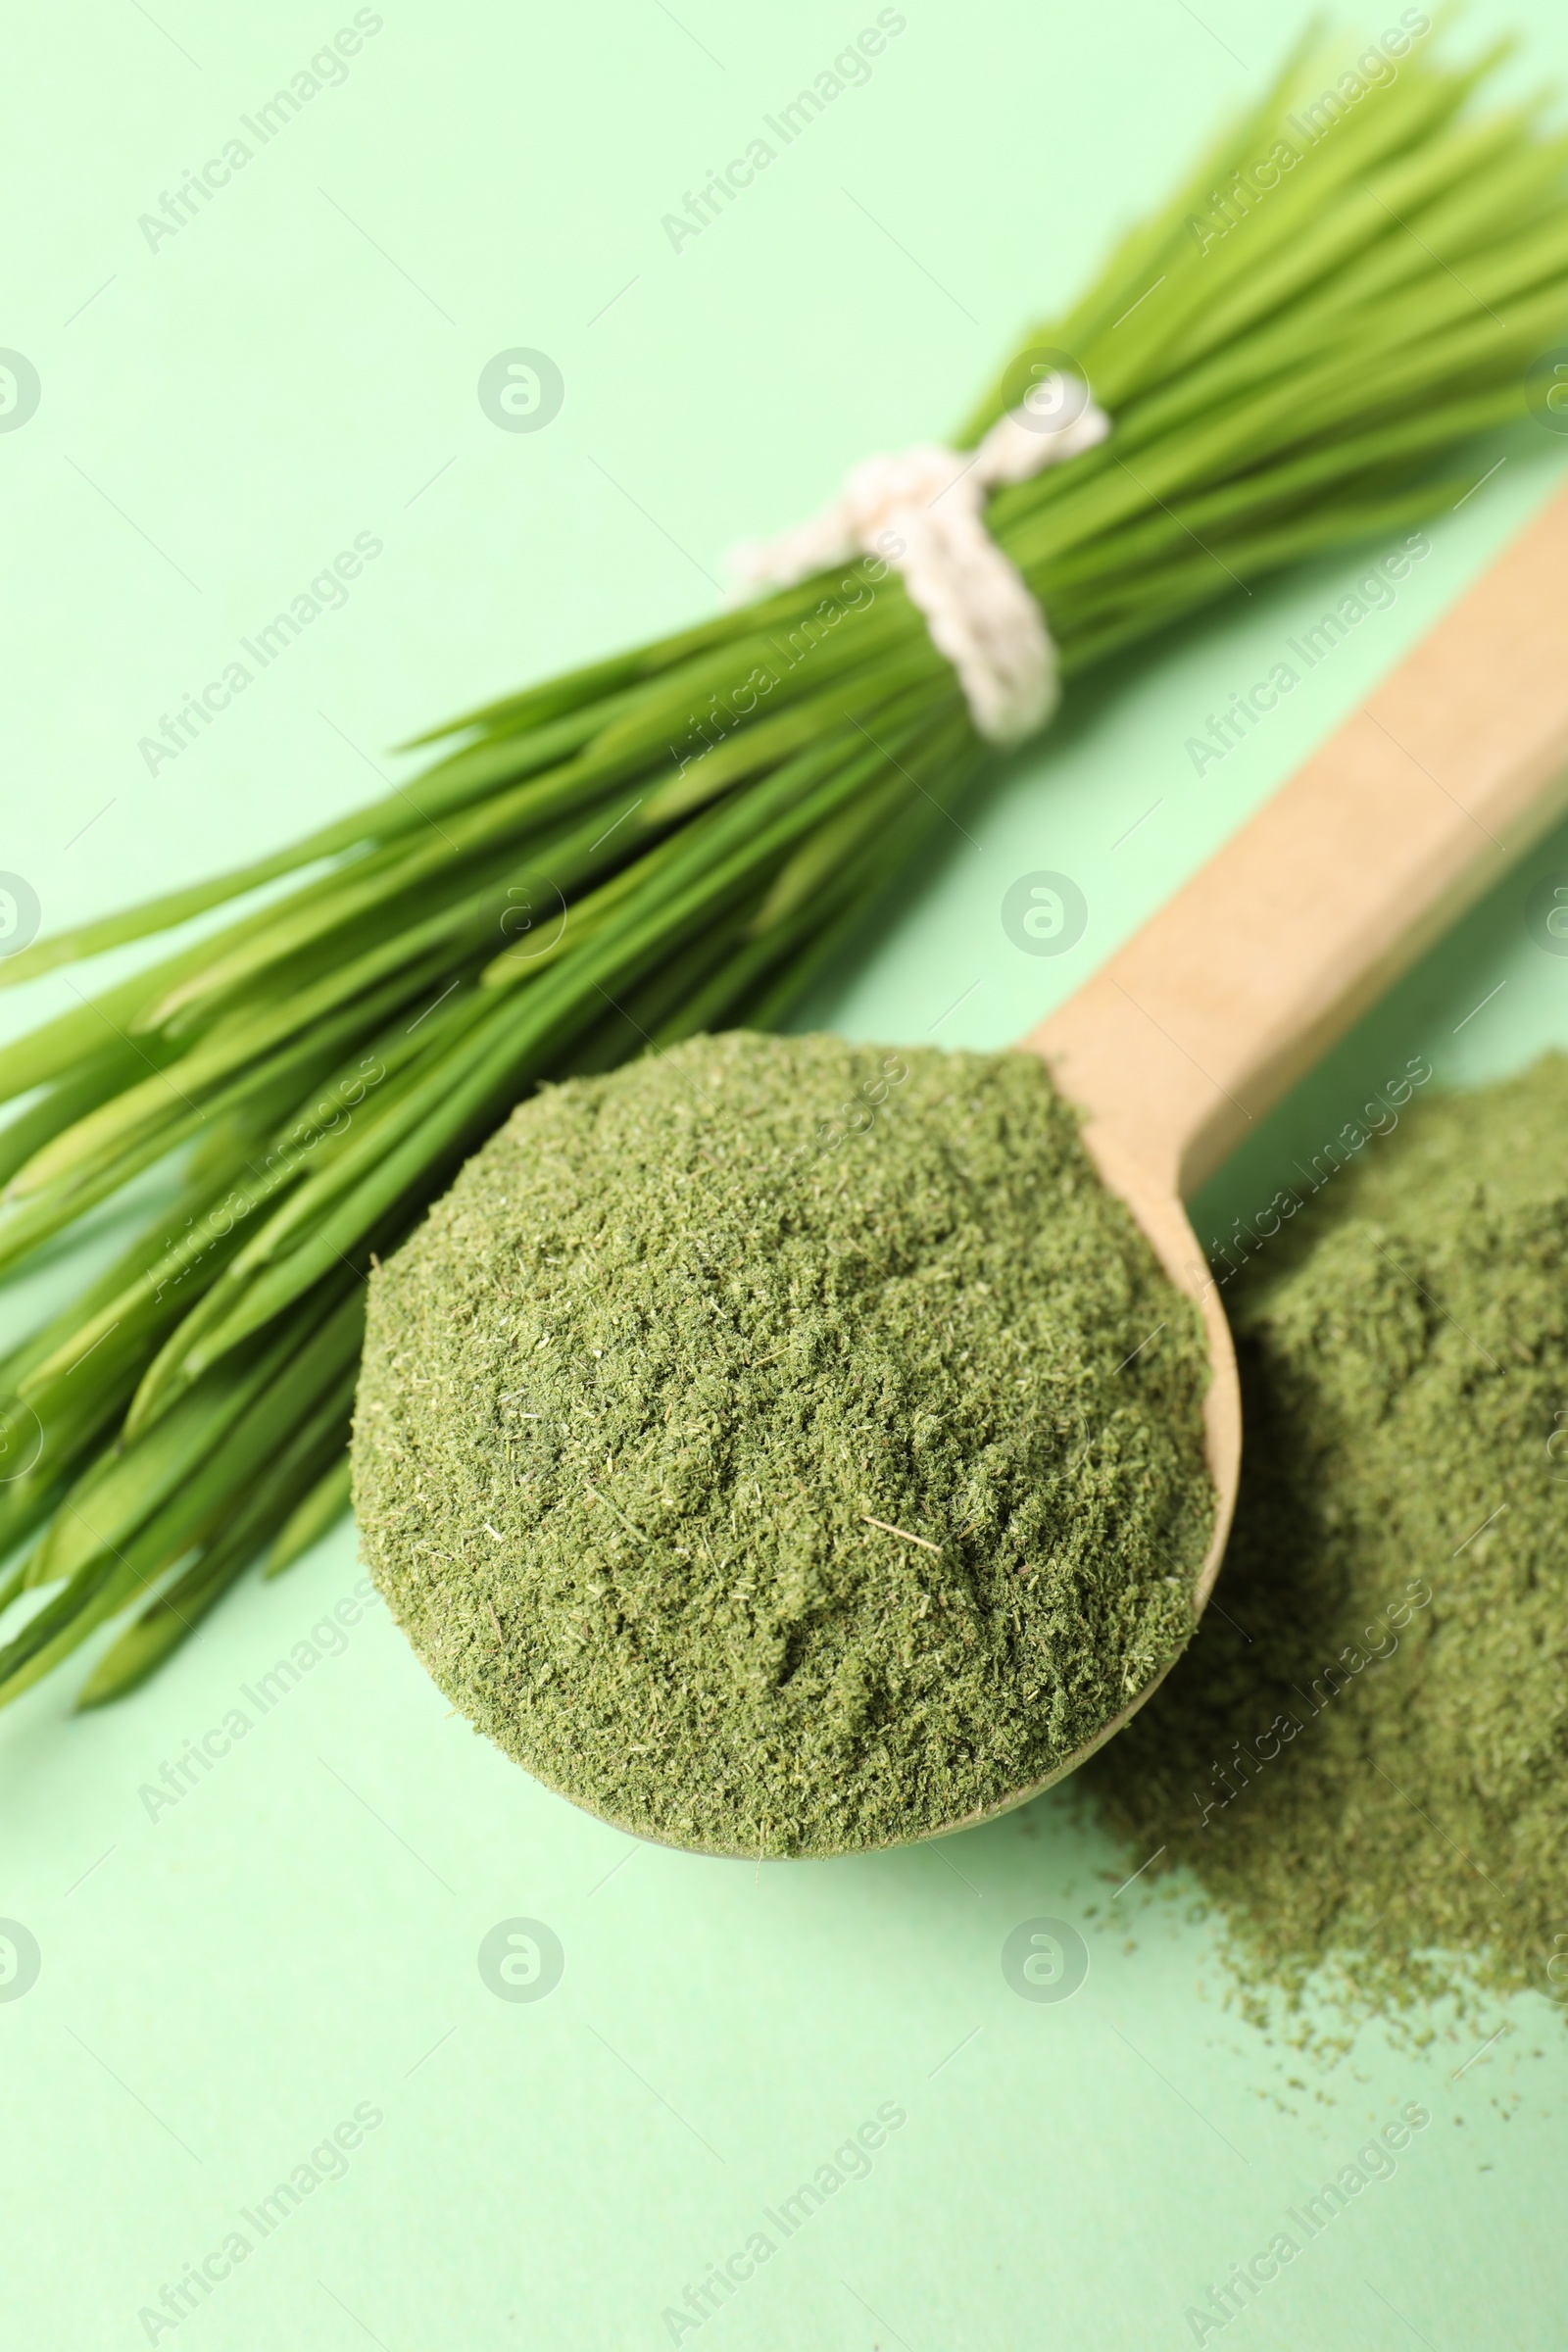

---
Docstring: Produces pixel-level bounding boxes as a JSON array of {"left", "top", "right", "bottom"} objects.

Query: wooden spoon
[{"left": 925, "top": 480, "right": 1568, "bottom": 1842}]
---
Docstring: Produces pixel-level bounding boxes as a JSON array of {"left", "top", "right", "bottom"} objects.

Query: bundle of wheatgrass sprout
[{"left": 2, "top": 22, "right": 1567, "bottom": 1716}]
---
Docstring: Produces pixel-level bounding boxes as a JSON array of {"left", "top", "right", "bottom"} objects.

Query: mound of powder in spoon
[{"left": 353, "top": 1032, "right": 1214, "bottom": 1855}]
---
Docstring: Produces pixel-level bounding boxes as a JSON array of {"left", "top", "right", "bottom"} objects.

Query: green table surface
[{"left": 5, "top": 3, "right": 1568, "bottom": 2344}]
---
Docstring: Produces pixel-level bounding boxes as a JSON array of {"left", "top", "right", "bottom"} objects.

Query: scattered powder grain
[{"left": 1091, "top": 1054, "right": 1568, "bottom": 2018}]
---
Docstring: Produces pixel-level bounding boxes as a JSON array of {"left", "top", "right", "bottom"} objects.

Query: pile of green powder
[
  {"left": 353, "top": 1033, "right": 1213, "bottom": 1855},
  {"left": 1091, "top": 1054, "right": 1568, "bottom": 2018}
]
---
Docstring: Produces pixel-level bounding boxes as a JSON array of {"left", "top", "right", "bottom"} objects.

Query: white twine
[{"left": 727, "top": 375, "right": 1110, "bottom": 747}]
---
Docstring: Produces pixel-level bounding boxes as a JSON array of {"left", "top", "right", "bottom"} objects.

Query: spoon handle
[{"left": 1031, "top": 482, "right": 1568, "bottom": 1200}]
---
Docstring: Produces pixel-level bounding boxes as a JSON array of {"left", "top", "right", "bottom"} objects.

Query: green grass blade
[{"left": 263, "top": 1450, "right": 353, "bottom": 1579}]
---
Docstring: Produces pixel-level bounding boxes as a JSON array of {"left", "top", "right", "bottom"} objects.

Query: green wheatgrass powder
[
  {"left": 1091, "top": 1054, "right": 1568, "bottom": 2020},
  {"left": 353, "top": 1033, "right": 1214, "bottom": 1855}
]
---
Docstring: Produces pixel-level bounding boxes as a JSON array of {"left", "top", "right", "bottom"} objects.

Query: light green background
[{"left": 4, "top": 3, "right": 1568, "bottom": 2345}]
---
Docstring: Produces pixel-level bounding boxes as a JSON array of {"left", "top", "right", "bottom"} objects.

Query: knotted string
[{"left": 728, "top": 375, "right": 1109, "bottom": 746}]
